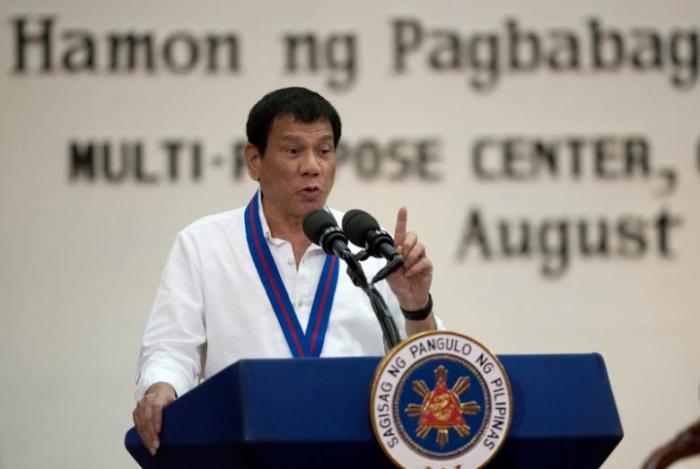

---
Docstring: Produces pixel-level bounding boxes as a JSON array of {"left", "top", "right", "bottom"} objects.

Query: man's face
[{"left": 245, "top": 115, "right": 336, "bottom": 220}]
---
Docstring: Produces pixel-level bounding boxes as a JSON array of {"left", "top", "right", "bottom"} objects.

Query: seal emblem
[{"left": 370, "top": 331, "right": 512, "bottom": 468}]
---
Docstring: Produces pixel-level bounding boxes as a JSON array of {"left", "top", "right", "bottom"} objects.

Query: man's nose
[{"left": 299, "top": 150, "right": 322, "bottom": 175}]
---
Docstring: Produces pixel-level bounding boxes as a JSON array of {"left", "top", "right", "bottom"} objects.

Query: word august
[{"left": 457, "top": 207, "right": 682, "bottom": 279}]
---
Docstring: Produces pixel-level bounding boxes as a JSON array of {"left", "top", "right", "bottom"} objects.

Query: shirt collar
[{"left": 256, "top": 190, "right": 326, "bottom": 253}]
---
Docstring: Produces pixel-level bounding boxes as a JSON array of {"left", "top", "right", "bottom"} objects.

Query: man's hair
[{"left": 246, "top": 87, "right": 342, "bottom": 154}]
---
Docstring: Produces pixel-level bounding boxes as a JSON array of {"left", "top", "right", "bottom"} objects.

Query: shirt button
[{"left": 287, "top": 258, "right": 294, "bottom": 265}]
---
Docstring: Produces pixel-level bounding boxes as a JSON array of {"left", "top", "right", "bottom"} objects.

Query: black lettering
[
  {"left": 392, "top": 18, "right": 423, "bottom": 72},
  {"left": 191, "top": 141, "right": 203, "bottom": 181},
  {"left": 232, "top": 141, "right": 246, "bottom": 180},
  {"left": 532, "top": 140, "right": 558, "bottom": 178},
  {"left": 62, "top": 30, "right": 95, "bottom": 72},
  {"left": 162, "top": 139, "right": 183, "bottom": 181},
  {"left": 12, "top": 16, "right": 53, "bottom": 73},
  {"left": 417, "top": 139, "right": 441, "bottom": 181},
  {"left": 387, "top": 436, "right": 399, "bottom": 448},
  {"left": 630, "top": 29, "right": 663, "bottom": 70},
  {"left": 108, "top": 33, "right": 154, "bottom": 72},
  {"left": 461, "top": 343, "right": 472, "bottom": 356},
  {"left": 387, "top": 363, "right": 402, "bottom": 378},
  {"left": 476, "top": 353, "right": 494, "bottom": 373},
  {"left": 205, "top": 33, "right": 240, "bottom": 72},
  {"left": 567, "top": 138, "right": 585, "bottom": 178},
  {"left": 539, "top": 220, "right": 569, "bottom": 278},
  {"left": 469, "top": 33, "right": 499, "bottom": 91},
  {"left": 355, "top": 141, "right": 381, "bottom": 180},
  {"left": 548, "top": 30, "right": 580, "bottom": 70},
  {"left": 378, "top": 416, "right": 392, "bottom": 429},
  {"left": 103, "top": 142, "right": 129, "bottom": 182},
  {"left": 594, "top": 138, "right": 619, "bottom": 179},
  {"left": 472, "top": 139, "right": 497, "bottom": 180},
  {"left": 492, "top": 417, "right": 505, "bottom": 432},
  {"left": 163, "top": 32, "right": 199, "bottom": 73},
  {"left": 283, "top": 33, "right": 318, "bottom": 72},
  {"left": 590, "top": 18, "right": 623, "bottom": 71},
  {"left": 132, "top": 142, "right": 157, "bottom": 183},
  {"left": 456, "top": 208, "right": 492, "bottom": 260},
  {"left": 669, "top": 29, "right": 699, "bottom": 89},
  {"left": 428, "top": 29, "right": 461, "bottom": 70},
  {"left": 507, "top": 18, "right": 541, "bottom": 71},
  {"left": 617, "top": 216, "right": 647, "bottom": 258},
  {"left": 625, "top": 138, "right": 651, "bottom": 178},
  {"left": 578, "top": 219, "right": 609, "bottom": 257},
  {"left": 69, "top": 140, "right": 96, "bottom": 180},
  {"left": 283, "top": 32, "right": 356, "bottom": 90},
  {"left": 326, "top": 33, "right": 356, "bottom": 90},
  {"left": 655, "top": 209, "right": 682, "bottom": 257},
  {"left": 503, "top": 138, "right": 533, "bottom": 180},
  {"left": 335, "top": 142, "right": 351, "bottom": 168},
  {"left": 499, "top": 219, "right": 530, "bottom": 257},
  {"left": 386, "top": 140, "right": 412, "bottom": 181}
]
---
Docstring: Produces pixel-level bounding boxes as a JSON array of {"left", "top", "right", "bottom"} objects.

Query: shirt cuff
[
  {"left": 434, "top": 313, "right": 446, "bottom": 330},
  {"left": 135, "top": 366, "right": 193, "bottom": 401}
]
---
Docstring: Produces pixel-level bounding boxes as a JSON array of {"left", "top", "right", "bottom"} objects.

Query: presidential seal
[{"left": 370, "top": 331, "right": 512, "bottom": 468}]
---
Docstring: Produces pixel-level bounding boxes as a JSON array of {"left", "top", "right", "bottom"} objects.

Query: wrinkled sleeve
[{"left": 134, "top": 231, "right": 206, "bottom": 400}]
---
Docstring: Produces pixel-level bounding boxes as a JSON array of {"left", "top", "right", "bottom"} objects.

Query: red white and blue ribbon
[{"left": 245, "top": 192, "right": 339, "bottom": 357}]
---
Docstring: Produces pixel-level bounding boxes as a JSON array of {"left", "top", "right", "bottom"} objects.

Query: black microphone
[
  {"left": 342, "top": 209, "right": 404, "bottom": 283},
  {"left": 302, "top": 209, "right": 353, "bottom": 260},
  {"left": 307, "top": 209, "right": 401, "bottom": 348},
  {"left": 342, "top": 209, "right": 402, "bottom": 262}
]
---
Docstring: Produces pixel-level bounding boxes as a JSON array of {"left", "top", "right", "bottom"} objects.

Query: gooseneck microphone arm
[
  {"left": 364, "top": 283, "right": 402, "bottom": 350},
  {"left": 303, "top": 209, "right": 401, "bottom": 350},
  {"left": 337, "top": 248, "right": 401, "bottom": 351}
]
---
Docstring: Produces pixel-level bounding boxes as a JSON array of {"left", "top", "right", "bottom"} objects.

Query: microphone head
[
  {"left": 342, "top": 209, "right": 380, "bottom": 247},
  {"left": 303, "top": 209, "right": 338, "bottom": 245}
]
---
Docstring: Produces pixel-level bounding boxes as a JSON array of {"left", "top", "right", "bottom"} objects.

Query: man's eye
[{"left": 287, "top": 147, "right": 300, "bottom": 155}]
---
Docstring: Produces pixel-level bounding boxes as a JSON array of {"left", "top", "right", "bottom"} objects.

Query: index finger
[{"left": 394, "top": 207, "right": 408, "bottom": 248}]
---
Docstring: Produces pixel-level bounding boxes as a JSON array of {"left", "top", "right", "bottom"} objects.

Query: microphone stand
[{"left": 339, "top": 250, "right": 402, "bottom": 351}]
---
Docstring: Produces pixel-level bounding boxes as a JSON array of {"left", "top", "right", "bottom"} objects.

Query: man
[{"left": 132, "top": 87, "right": 437, "bottom": 455}]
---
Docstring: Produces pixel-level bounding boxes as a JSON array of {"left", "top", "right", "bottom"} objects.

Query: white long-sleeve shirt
[{"left": 135, "top": 196, "right": 409, "bottom": 399}]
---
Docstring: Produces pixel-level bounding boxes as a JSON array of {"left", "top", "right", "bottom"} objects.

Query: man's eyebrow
[
  {"left": 279, "top": 135, "right": 302, "bottom": 142},
  {"left": 278, "top": 134, "right": 334, "bottom": 142},
  {"left": 314, "top": 134, "right": 334, "bottom": 143}
]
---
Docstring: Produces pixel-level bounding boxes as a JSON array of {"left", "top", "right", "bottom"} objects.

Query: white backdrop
[{"left": 1, "top": 1, "right": 699, "bottom": 468}]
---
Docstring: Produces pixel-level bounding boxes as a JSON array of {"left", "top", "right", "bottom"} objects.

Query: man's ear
[{"left": 244, "top": 143, "right": 262, "bottom": 181}]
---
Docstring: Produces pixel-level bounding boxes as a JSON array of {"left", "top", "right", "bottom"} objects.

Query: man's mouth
[{"left": 301, "top": 185, "right": 320, "bottom": 195}]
